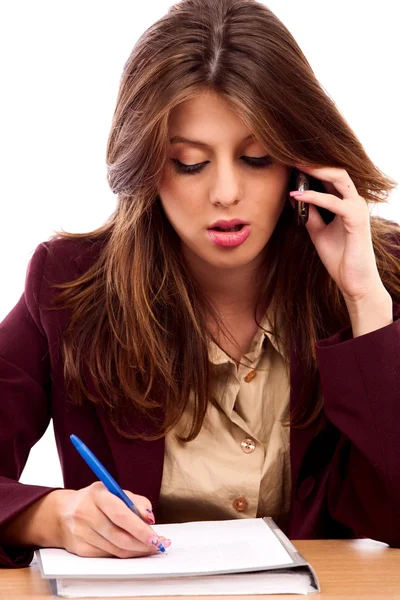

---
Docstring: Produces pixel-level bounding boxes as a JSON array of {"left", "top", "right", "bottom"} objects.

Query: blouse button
[
  {"left": 240, "top": 438, "right": 256, "bottom": 453},
  {"left": 232, "top": 496, "right": 249, "bottom": 512},
  {"left": 244, "top": 369, "right": 257, "bottom": 383}
]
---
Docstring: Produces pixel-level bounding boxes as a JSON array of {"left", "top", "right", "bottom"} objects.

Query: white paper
[
  {"left": 38, "top": 519, "right": 293, "bottom": 579},
  {"left": 56, "top": 570, "right": 313, "bottom": 598}
]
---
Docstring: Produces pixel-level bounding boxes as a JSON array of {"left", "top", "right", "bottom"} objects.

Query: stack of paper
[{"left": 36, "top": 518, "right": 320, "bottom": 597}]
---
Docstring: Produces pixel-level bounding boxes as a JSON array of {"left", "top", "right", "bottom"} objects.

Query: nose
[{"left": 210, "top": 160, "right": 241, "bottom": 207}]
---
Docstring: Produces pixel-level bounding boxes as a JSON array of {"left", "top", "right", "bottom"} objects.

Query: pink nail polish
[
  {"left": 145, "top": 508, "right": 155, "bottom": 523},
  {"left": 290, "top": 190, "right": 304, "bottom": 196},
  {"left": 147, "top": 536, "right": 166, "bottom": 553},
  {"left": 148, "top": 535, "right": 160, "bottom": 547}
]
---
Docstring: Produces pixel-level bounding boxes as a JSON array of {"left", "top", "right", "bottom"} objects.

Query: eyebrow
[{"left": 169, "top": 134, "right": 256, "bottom": 149}]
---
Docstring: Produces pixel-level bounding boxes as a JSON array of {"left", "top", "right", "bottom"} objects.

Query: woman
[{"left": 1, "top": 0, "right": 400, "bottom": 568}]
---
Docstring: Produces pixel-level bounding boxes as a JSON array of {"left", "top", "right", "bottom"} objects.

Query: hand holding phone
[{"left": 291, "top": 168, "right": 336, "bottom": 226}]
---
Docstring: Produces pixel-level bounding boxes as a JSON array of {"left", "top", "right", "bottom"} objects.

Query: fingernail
[
  {"left": 163, "top": 539, "right": 172, "bottom": 548},
  {"left": 290, "top": 190, "right": 304, "bottom": 196},
  {"left": 145, "top": 509, "right": 155, "bottom": 523},
  {"left": 147, "top": 536, "right": 166, "bottom": 553},
  {"left": 147, "top": 535, "right": 160, "bottom": 546}
]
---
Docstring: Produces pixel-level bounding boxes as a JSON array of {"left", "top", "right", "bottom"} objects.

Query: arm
[
  {"left": 315, "top": 305, "right": 400, "bottom": 546},
  {"left": 0, "top": 244, "right": 62, "bottom": 567},
  {"left": 345, "top": 288, "right": 393, "bottom": 338}
]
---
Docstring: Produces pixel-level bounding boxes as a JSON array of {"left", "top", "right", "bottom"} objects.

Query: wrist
[
  {"left": 30, "top": 490, "right": 63, "bottom": 547},
  {"left": 45, "top": 489, "right": 76, "bottom": 548},
  {"left": 0, "top": 489, "right": 74, "bottom": 548},
  {"left": 345, "top": 289, "right": 393, "bottom": 337}
]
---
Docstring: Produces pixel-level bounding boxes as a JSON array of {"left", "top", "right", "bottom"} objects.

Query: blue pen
[{"left": 70, "top": 434, "right": 166, "bottom": 553}]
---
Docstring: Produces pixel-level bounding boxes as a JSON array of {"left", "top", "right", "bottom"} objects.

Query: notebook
[{"left": 35, "top": 517, "right": 320, "bottom": 597}]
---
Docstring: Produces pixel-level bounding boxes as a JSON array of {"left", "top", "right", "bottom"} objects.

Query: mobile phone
[
  {"left": 295, "top": 171, "right": 310, "bottom": 226},
  {"left": 289, "top": 168, "right": 335, "bottom": 226}
]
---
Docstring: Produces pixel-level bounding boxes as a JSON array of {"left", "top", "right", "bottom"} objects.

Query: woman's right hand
[{"left": 54, "top": 483, "right": 171, "bottom": 558}]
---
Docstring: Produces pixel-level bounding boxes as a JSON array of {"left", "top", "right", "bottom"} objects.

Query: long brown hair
[{"left": 49, "top": 0, "right": 400, "bottom": 441}]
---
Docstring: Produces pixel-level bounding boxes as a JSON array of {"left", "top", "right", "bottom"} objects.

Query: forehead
[{"left": 168, "top": 92, "right": 255, "bottom": 145}]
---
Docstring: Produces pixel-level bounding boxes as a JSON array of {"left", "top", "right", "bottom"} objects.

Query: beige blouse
[{"left": 157, "top": 310, "right": 291, "bottom": 529}]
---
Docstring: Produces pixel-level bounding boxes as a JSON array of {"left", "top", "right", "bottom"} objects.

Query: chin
[
  {"left": 205, "top": 251, "right": 263, "bottom": 270},
  {"left": 182, "top": 237, "right": 268, "bottom": 270}
]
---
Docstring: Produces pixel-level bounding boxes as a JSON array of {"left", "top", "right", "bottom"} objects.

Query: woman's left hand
[{"left": 290, "top": 163, "right": 386, "bottom": 305}]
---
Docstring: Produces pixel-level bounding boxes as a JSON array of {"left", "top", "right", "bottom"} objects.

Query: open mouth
[
  {"left": 207, "top": 223, "right": 251, "bottom": 247},
  {"left": 210, "top": 224, "right": 244, "bottom": 232}
]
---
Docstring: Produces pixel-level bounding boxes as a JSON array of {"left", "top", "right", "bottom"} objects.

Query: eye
[
  {"left": 242, "top": 155, "right": 274, "bottom": 170},
  {"left": 170, "top": 155, "right": 273, "bottom": 175}
]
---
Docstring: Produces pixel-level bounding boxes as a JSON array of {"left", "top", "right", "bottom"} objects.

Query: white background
[{"left": 0, "top": 1, "right": 399, "bottom": 488}]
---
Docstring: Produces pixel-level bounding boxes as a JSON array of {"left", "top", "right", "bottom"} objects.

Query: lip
[
  {"left": 207, "top": 224, "right": 251, "bottom": 248},
  {"left": 208, "top": 218, "right": 249, "bottom": 229}
]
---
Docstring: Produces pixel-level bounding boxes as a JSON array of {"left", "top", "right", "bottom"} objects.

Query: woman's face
[{"left": 158, "top": 91, "right": 291, "bottom": 273}]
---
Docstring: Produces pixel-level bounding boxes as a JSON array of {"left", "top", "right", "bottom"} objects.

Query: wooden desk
[{"left": 1, "top": 539, "right": 399, "bottom": 599}]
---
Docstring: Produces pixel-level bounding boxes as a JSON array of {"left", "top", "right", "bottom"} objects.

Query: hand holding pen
[{"left": 51, "top": 434, "right": 171, "bottom": 559}]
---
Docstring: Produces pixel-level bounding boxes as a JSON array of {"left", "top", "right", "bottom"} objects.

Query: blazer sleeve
[
  {"left": 315, "top": 305, "right": 400, "bottom": 547},
  {"left": 0, "top": 243, "right": 61, "bottom": 568}
]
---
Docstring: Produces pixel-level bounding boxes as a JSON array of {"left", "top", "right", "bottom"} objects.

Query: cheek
[
  {"left": 158, "top": 176, "right": 203, "bottom": 228},
  {"left": 158, "top": 171, "right": 180, "bottom": 217},
  {"left": 252, "top": 179, "right": 287, "bottom": 219}
]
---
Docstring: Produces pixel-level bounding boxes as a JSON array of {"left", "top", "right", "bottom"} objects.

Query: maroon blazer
[{"left": 1, "top": 234, "right": 400, "bottom": 568}]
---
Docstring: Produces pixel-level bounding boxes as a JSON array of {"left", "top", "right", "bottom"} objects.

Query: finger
[
  {"left": 86, "top": 505, "right": 155, "bottom": 553},
  {"left": 70, "top": 500, "right": 148, "bottom": 553},
  {"left": 70, "top": 539, "right": 116, "bottom": 558},
  {"left": 93, "top": 487, "right": 163, "bottom": 549},
  {"left": 70, "top": 528, "right": 158, "bottom": 559},
  {"left": 86, "top": 525, "right": 159, "bottom": 558},
  {"left": 83, "top": 504, "right": 170, "bottom": 553},
  {"left": 303, "top": 203, "right": 327, "bottom": 235},
  {"left": 290, "top": 190, "right": 351, "bottom": 219},
  {"left": 321, "top": 181, "right": 342, "bottom": 198},
  {"left": 295, "top": 164, "right": 359, "bottom": 200},
  {"left": 124, "top": 491, "right": 155, "bottom": 523}
]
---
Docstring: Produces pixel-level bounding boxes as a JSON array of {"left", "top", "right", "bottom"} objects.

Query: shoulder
[
  {"left": 24, "top": 236, "right": 106, "bottom": 317},
  {"left": 27, "top": 236, "right": 106, "bottom": 286}
]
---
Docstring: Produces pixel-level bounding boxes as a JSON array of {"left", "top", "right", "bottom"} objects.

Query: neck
[{"left": 183, "top": 247, "right": 266, "bottom": 319}]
